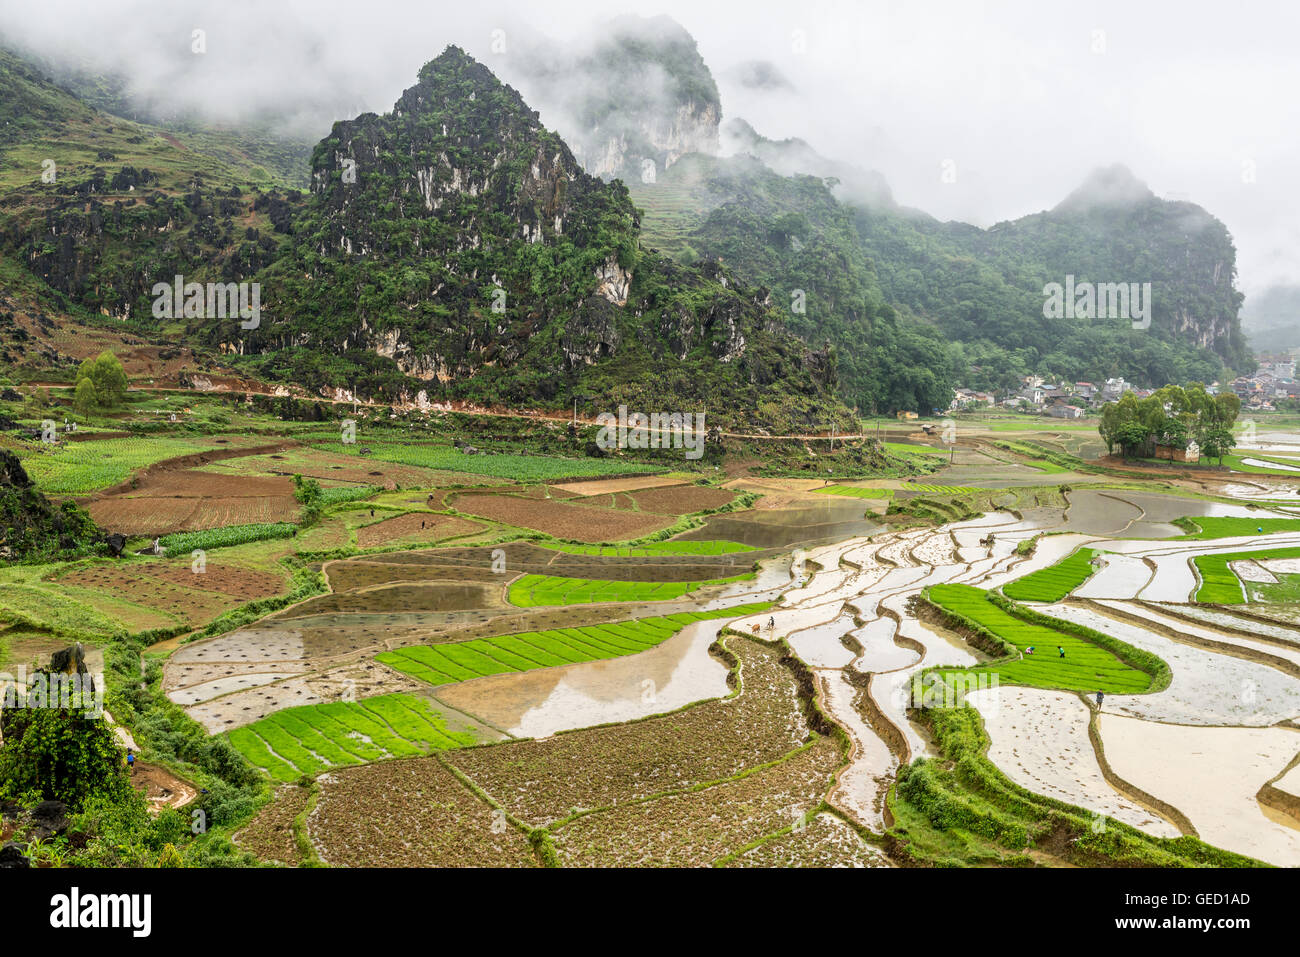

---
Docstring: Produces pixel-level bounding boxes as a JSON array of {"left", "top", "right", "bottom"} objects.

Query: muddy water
[
  {"left": 1098, "top": 714, "right": 1300, "bottom": 867},
  {"left": 1063, "top": 490, "right": 1144, "bottom": 535},
  {"left": 1158, "top": 604, "right": 1300, "bottom": 645},
  {"left": 433, "top": 618, "right": 734, "bottom": 738},
  {"left": 1217, "top": 482, "right": 1300, "bottom": 502},
  {"left": 871, "top": 596, "right": 979, "bottom": 761},
  {"left": 967, "top": 686, "right": 1180, "bottom": 838},
  {"left": 1093, "top": 599, "right": 1300, "bottom": 670},
  {"left": 679, "top": 500, "right": 878, "bottom": 548},
  {"left": 1243, "top": 457, "right": 1300, "bottom": 473},
  {"left": 851, "top": 616, "right": 919, "bottom": 673},
  {"left": 820, "top": 670, "right": 896, "bottom": 829},
  {"left": 1073, "top": 554, "right": 1152, "bottom": 600},
  {"left": 1046, "top": 603, "right": 1300, "bottom": 725},
  {"left": 787, "top": 612, "right": 859, "bottom": 669}
]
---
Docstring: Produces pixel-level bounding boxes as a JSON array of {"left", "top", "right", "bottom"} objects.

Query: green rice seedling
[
  {"left": 812, "top": 485, "right": 894, "bottom": 499},
  {"left": 1173, "top": 517, "right": 1300, "bottom": 540},
  {"left": 506, "top": 572, "right": 753, "bottom": 607},
  {"left": 227, "top": 727, "right": 299, "bottom": 782},
  {"left": 376, "top": 601, "right": 775, "bottom": 688},
  {"left": 1002, "top": 548, "right": 1098, "bottom": 602},
  {"left": 926, "top": 584, "right": 1152, "bottom": 694},
  {"left": 1192, "top": 545, "right": 1300, "bottom": 604}
]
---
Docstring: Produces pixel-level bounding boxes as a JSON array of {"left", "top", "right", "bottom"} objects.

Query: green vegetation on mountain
[
  {"left": 238, "top": 47, "right": 849, "bottom": 429},
  {"left": 853, "top": 166, "right": 1251, "bottom": 391},
  {"left": 631, "top": 153, "right": 955, "bottom": 414}
]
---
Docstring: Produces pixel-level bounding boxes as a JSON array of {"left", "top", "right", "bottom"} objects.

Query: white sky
[{"left": 2, "top": 0, "right": 1296, "bottom": 296}]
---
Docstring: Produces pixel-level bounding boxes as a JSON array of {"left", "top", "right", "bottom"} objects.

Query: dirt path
[{"left": 130, "top": 762, "right": 198, "bottom": 814}]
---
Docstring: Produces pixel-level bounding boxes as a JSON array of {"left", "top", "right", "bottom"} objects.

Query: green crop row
[
  {"left": 160, "top": 523, "right": 298, "bottom": 557},
  {"left": 376, "top": 601, "right": 774, "bottom": 688},
  {"left": 1173, "top": 516, "right": 1300, "bottom": 540},
  {"left": 317, "top": 484, "right": 380, "bottom": 506},
  {"left": 812, "top": 485, "right": 894, "bottom": 499},
  {"left": 227, "top": 693, "right": 476, "bottom": 779},
  {"left": 21, "top": 435, "right": 229, "bottom": 493},
  {"left": 1002, "top": 548, "right": 1098, "bottom": 602},
  {"left": 925, "top": 584, "right": 1153, "bottom": 694},
  {"left": 506, "top": 572, "right": 753, "bottom": 607},
  {"left": 1193, "top": 545, "right": 1300, "bottom": 604}
]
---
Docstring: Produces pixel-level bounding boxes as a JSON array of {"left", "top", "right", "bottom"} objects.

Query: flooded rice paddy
[{"left": 171, "top": 467, "right": 1300, "bottom": 865}]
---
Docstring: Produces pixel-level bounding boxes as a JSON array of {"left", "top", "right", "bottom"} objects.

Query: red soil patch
[
  {"left": 451, "top": 491, "right": 672, "bottom": 542},
  {"left": 142, "top": 562, "right": 286, "bottom": 600},
  {"left": 121, "top": 470, "right": 291, "bottom": 499},
  {"left": 355, "top": 512, "right": 484, "bottom": 548},
  {"left": 54, "top": 565, "right": 241, "bottom": 621},
  {"left": 553, "top": 475, "right": 683, "bottom": 496},
  {"left": 88, "top": 493, "right": 299, "bottom": 536},
  {"left": 228, "top": 448, "right": 493, "bottom": 489},
  {"left": 88, "top": 467, "right": 299, "bottom": 535},
  {"left": 629, "top": 485, "right": 736, "bottom": 514}
]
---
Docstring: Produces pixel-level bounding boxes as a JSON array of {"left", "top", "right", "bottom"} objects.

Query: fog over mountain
[{"left": 1, "top": 0, "right": 1296, "bottom": 296}]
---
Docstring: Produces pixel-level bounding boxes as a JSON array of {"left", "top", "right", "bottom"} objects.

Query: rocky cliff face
[
  {"left": 499, "top": 15, "right": 723, "bottom": 185},
  {"left": 247, "top": 46, "right": 841, "bottom": 419},
  {"left": 576, "top": 99, "right": 721, "bottom": 181},
  {"left": 254, "top": 46, "right": 642, "bottom": 382}
]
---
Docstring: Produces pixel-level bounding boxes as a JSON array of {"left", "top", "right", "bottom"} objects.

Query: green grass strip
[
  {"left": 1002, "top": 548, "right": 1099, "bottom": 602},
  {"left": 376, "top": 601, "right": 774, "bottom": 689}
]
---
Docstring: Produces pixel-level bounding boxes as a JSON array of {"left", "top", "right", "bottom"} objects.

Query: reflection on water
[{"left": 434, "top": 618, "right": 733, "bottom": 738}]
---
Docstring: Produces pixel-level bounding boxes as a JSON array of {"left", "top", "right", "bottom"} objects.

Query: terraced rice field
[
  {"left": 227, "top": 693, "right": 476, "bottom": 780},
  {"left": 444, "top": 635, "right": 814, "bottom": 826},
  {"left": 506, "top": 572, "right": 753, "bottom": 606},
  {"left": 926, "top": 584, "right": 1153, "bottom": 693},
  {"left": 376, "top": 603, "right": 773, "bottom": 687},
  {"left": 1194, "top": 546, "right": 1300, "bottom": 603},
  {"left": 1002, "top": 547, "right": 1098, "bottom": 601},
  {"left": 314, "top": 439, "right": 666, "bottom": 482},
  {"left": 1175, "top": 516, "right": 1300, "bottom": 539},
  {"left": 813, "top": 485, "right": 894, "bottom": 499},
  {"left": 543, "top": 540, "right": 757, "bottom": 556},
  {"left": 450, "top": 491, "right": 674, "bottom": 541}
]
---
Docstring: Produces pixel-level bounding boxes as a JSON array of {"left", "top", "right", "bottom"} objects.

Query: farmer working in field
[
  {"left": 1096, "top": 691, "right": 1104, "bottom": 708},
  {"left": 1058, "top": 646, "right": 1065, "bottom": 658},
  {"left": 126, "top": 749, "right": 135, "bottom": 775}
]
